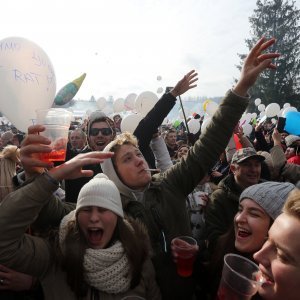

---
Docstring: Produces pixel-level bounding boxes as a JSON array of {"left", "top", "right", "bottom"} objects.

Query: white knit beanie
[
  {"left": 76, "top": 173, "right": 124, "bottom": 218},
  {"left": 240, "top": 181, "right": 295, "bottom": 220},
  {"left": 285, "top": 135, "right": 300, "bottom": 147}
]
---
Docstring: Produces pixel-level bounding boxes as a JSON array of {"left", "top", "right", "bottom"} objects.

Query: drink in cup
[
  {"left": 216, "top": 253, "right": 261, "bottom": 300},
  {"left": 171, "top": 236, "right": 197, "bottom": 277},
  {"left": 36, "top": 108, "right": 72, "bottom": 162}
]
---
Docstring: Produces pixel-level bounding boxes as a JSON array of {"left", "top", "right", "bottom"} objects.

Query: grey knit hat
[
  {"left": 240, "top": 181, "right": 295, "bottom": 220},
  {"left": 76, "top": 173, "right": 123, "bottom": 218},
  {"left": 285, "top": 135, "right": 300, "bottom": 147}
]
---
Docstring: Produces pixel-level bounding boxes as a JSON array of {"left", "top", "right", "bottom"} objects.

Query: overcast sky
[{"left": 2, "top": 0, "right": 300, "bottom": 101}]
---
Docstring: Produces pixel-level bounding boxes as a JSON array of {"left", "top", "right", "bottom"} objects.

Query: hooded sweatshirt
[{"left": 101, "top": 90, "right": 249, "bottom": 299}]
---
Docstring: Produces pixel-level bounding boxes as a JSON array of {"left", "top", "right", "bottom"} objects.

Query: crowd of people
[{"left": 0, "top": 37, "right": 300, "bottom": 300}]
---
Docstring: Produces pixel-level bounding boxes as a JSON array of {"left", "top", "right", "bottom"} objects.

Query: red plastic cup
[
  {"left": 36, "top": 109, "right": 72, "bottom": 162},
  {"left": 171, "top": 236, "right": 197, "bottom": 277}
]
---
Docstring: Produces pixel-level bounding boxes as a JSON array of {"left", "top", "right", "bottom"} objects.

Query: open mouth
[
  {"left": 96, "top": 141, "right": 106, "bottom": 146},
  {"left": 259, "top": 271, "right": 274, "bottom": 285},
  {"left": 87, "top": 228, "right": 103, "bottom": 245},
  {"left": 237, "top": 228, "right": 251, "bottom": 238}
]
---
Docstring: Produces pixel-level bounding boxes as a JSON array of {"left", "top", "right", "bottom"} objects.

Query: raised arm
[
  {"left": 0, "top": 149, "right": 113, "bottom": 276},
  {"left": 164, "top": 37, "right": 280, "bottom": 196},
  {"left": 134, "top": 70, "right": 198, "bottom": 151}
]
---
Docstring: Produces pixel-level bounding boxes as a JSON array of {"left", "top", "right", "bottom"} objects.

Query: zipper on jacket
[{"left": 150, "top": 207, "right": 167, "bottom": 253}]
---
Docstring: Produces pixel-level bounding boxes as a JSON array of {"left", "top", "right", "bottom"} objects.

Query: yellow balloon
[{"left": 203, "top": 99, "right": 212, "bottom": 112}]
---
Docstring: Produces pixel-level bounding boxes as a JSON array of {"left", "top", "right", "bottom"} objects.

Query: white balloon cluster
[{"left": 254, "top": 98, "right": 297, "bottom": 118}]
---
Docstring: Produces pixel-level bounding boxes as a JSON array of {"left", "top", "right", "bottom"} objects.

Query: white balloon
[
  {"left": 254, "top": 98, "right": 261, "bottom": 106},
  {"left": 201, "top": 117, "right": 211, "bottom": 132},
  {"left": 96, "top": 97, "right": 107, "bottom": 110},
  {"left": 187, "top": 119, "right": 200, "bottom": 134},
  {"left": 124, "top": 93, "right": 137, "bottom": 111},
  {"left": 277, "top": 108, "right": 284, "bottom": 117},
  {"left": 271, "top": 118, "right": 277, "bottom": 124},
  {"left": 242, "top": 123, "right": 253, "bottom": 137},
  {"left": 135, "top": 91, "right": 159, "bottom": 117},
  {"left": 265, "top": 103, "right": 280, "bottom": 118},
  {"left": 120, "top": 113, "right": 143, "bottom": 133},
  {"left": 101, "top": 105, "right": 113, "bottom": 116},
  {"left": 283, "top": 103, "right": 290, "bottom": 109},
  {"left": 282, "top": 106, "right": 297, "bottom": 117},
  {"left": 257, "top": 104, "right": 265, "bottom": 112},
  {"left": 157, "top": 75, "right": 162, "bottom": 81},
  {"left": 157, "top": 87, "right": 164, "bottom": 94},
  {"left": 0, "top": 37, "right": 56, "bottom": 132},
  {"left": 113, "top": 98, "right": 125, "bottom": 113},
  {"left": 251, "top": 112, "right": 257, "bottom": 118},
  {"left": 206, "top": 101, "right": 218, "bottom": 116},
  {"left": 259, "top": 111, "right": 266, "bottom": 118}
]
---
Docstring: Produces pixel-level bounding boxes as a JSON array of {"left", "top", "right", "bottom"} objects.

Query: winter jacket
[
  {"left": 102, "top": 90, "right": 249, "bottom": 299},
  {"left": 203, "top": 173, "right": 244, "bottom": 254},
  {"left": 0, "top": 174, "right": 160, "bottom": 300}
]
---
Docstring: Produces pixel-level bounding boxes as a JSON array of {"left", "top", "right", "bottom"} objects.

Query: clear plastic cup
[
  {"left": 171, "top": 236, "right": 197, "bottom": 277},
  {"left": 36, "top": 108, "right": 72, "bottom": 162},
  {"left": 216, "top": 253, "right": 261, "bottom": 300}
]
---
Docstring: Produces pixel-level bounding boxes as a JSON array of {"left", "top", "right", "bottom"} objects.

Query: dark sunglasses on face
[{"left": 89, "top": 127, "right": 113, "bottom": 136}]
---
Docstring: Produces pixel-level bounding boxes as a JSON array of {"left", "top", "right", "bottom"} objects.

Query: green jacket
[
  {"left": 203, "top": 173, "right": 244, "bottom": 254},
  {"left": 101, "top": 90, "right": 249, "bottom": 299}
]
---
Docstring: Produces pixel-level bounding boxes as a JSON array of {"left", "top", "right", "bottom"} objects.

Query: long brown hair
[{"left": 59, "top": 216, "right": 150, "bottom": 298}]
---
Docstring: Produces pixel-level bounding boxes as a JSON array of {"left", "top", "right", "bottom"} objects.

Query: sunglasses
[{"left": 89, "top": 127, "right": 113, "bottom": 136}]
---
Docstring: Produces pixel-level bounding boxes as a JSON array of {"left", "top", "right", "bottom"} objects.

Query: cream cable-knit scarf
[{"left": 59, "top": 211, "right": 131, "bottom": 294}]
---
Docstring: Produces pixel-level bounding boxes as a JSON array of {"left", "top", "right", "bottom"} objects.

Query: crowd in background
[{"left": 0, "top": 37, "right": 300, "bottom": 300}]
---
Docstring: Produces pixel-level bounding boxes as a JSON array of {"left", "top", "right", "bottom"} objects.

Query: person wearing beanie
[
  {"left": 236, "top": 181, "right": 295, "bottom": 252},
  {"left": 203, "top": 147, "right": 265, "bottom": 256},
  {"left": 205, "top": 181, "right": 295, "bottom": 299},
  {"left": 0, "top": 153, "right": 160, "bottom": 300}
]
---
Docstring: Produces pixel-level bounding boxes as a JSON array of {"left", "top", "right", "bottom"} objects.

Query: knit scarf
[{"left": 59, "top": 211, "right": 131, "bottom": 294}]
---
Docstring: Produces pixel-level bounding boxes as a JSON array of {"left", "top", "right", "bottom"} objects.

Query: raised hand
[
  {"left": 234, "top": 37, "right": 280, "bottom": 96},
  {"left": 170, "top": 70, "right": 198, "bottom": 97},
  {"left": 272, "top": 128, "right": 282, "bottom": 146},
  {"left": 48, "top": 151, "right": 114, "bottom": 181}
]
